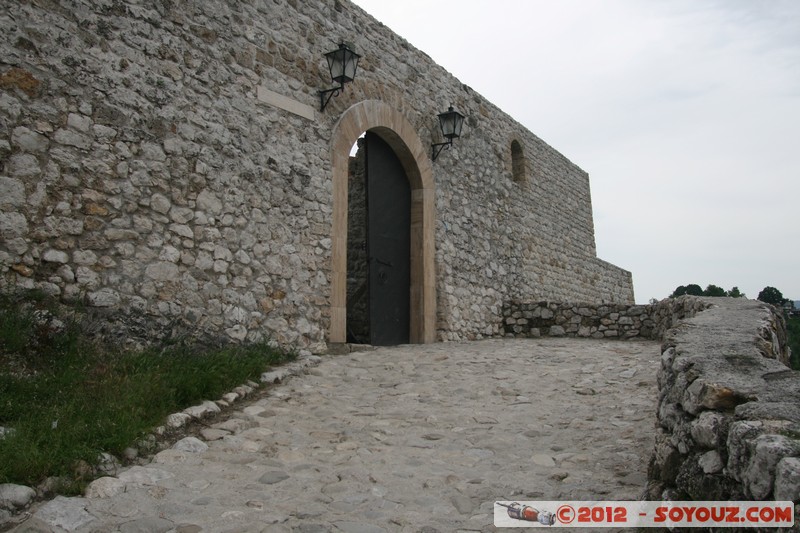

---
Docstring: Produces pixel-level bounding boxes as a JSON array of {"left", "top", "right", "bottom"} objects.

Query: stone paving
[{"left": 12, "top": 338, "right": 660, "bottom": 532}]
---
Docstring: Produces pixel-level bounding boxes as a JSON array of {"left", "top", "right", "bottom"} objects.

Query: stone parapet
[{"left": 647, "top": 297, "right": 798, "bottom": 510}]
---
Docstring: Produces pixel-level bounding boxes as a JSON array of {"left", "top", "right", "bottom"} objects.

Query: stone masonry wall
[{"left": 0, "top": 0, "right": 633, "bottom": 350}]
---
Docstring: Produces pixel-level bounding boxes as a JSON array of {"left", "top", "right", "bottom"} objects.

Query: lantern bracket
[
  {"left": 319, "top": 85, "right": 343, "bottom": 112},
  {"left": 431, "top": 139, "right": 454, "bottom": 161}
]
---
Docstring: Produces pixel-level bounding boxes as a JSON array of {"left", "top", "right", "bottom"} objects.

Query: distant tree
[
  {"left": 757, "top": 286, "right": 787, "bottom": 307},
  {"left": 704, "top": 284, "right": 727, "bottom": 297},
  {"left": 671, "top": 285, "right": 687, "bottom": 297},
  {"left": 685, "top": 284, "right": 703, "bottom": 296},
  {"left": 671, "top": 284, "right": 704, "bottom": 298},
  {"left": 727, "top": 287, "right": 745, "bottom": 298}
]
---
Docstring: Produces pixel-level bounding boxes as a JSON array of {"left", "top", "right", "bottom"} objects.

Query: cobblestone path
[{"left": 15, "top": 338, "right": 660, "bottom": 532}]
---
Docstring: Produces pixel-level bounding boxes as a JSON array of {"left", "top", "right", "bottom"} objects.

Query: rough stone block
[
  {"left": 698, "top": 450, "right": 724, "bottom": 474},
  {"left": 42, "top": 249, "right": 69, "bottom": 263},
  {"left": 85, "top": 477, "right": 126, "bottom": 499},
  {"left": 682, "top": 378, "right": 755, "bottom": 416},
  {"left": 67, "top": 113, "right": 92, "bottom": 133},
  {"left": 183, "top": 401, "right": 221, "bottom": 419},
  {"left": 0, "top": 483, "right": 36, "bottom": 510},
  {"left": 0, "top": 177, "right": 25, "bottom": 208},
  {"left": 11, "top": 126, "right": 49, "bottom": 152},
  {"left": 104, "top": 228, "right": 139, "bottom": 241},
  {"left": 774, "top": 456, "right": 800, "bottom": 501},
  {"left": 32, "top": 496, "right": 95, "bottom": 531},
  {"left": 0, "top": 67, "right": 41, "bottom": 96},
  {"left": 651, "top": 430, "right": 682, "bottom": 484},
  {"left": 86, "top": 288, "right": 120, "bottom": 307},
  {"left": 145, "top": 261, "right": 180, "bottom": 281},
  {"left": 0, "top": 212, "right": 28, "bottom": 237},
  {"left": 691, "top": 411, "right": 728, "bottom": 449},
  {"left": 54, "top": 128, "right": 92, "bottom": 150},
  {"left": 150, "top": 193, "right": 171, "bottom": 214},
  {"left": 726, "top": 420, "right": 764, "bottom": 482},
  {"left": 172, "top": 436, "right": 209, "bottom": 453},
  {"left": 742, "top": 434, "right": 800, "bottom": 499},
  {"left": 166, "top": 412, "right": 192, "bottom": 428}
]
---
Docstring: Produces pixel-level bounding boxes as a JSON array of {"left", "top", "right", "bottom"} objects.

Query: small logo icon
[{"left": 495, "top": 502, "right": 556, "bottom": 525}]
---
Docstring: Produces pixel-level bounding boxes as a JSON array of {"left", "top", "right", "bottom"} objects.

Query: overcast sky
[{"left": 350, "top": 0, "right": 800, "bottom": 304}]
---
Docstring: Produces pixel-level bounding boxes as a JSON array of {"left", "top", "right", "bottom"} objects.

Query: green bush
[{"left": 0, "top": 292, "right": 295, "bottom": 493}]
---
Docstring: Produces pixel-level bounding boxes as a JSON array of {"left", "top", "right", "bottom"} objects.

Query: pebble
[
  {"left": 12, "top": 338, "right": 658, "bottom": 531},
  {"left": 199, "top": 428, "right": 229, "bottom": 441},
  {"left": 84, "top": 477, "right": 125, "bottom": 499},
  {"left": 532, "top": 454, "right": 556, "bottom": 467},
  {"left": 0, "top": 484, "right": 36, "bottom": 510},
  {"left": 258, "top": 471, "right": 290, "bottom": 485},
  {"left": 117, "top": 516, "right": 174, "bottom": 533},
  {"left": 31, "top": 497, "right": 95, "bottom": 531},
  {"left": 171, "top": 437, "right": 208, "bottom": 453}
]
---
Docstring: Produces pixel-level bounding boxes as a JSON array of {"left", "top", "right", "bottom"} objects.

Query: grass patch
[
  {"left": 788, "top": 316, "right": 800, "bottom": 370},
  {"left": 0, "top": 291, "right": 295, "bottom": 494}
]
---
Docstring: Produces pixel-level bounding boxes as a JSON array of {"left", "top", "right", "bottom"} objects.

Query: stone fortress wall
[{"left": 0, "top": 0, "right": 633, "bottom": 351}]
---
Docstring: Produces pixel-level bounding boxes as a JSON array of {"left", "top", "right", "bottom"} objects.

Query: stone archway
[{"left": 329, "top": 100, "right": 436, "bottom": 345}]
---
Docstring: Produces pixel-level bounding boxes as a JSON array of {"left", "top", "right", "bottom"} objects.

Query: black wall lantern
[
  {"left": 432, "top": 105, "right": 465, "bottom": 161},
  {"left": 319, "top": 43, "right": 361, "bottom": 112}
]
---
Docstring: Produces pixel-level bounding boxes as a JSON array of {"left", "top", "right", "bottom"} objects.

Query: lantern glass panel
[
  {"left": 326, "top": 49, "right": 345, "bottom": 83},
  {"left": 438, "top": 107, "right": 465, "bottom": 139},
  {"left": 452, "top": 113, "right": 464, "bottom": 137},
  {"left": 342, "top": 52, "right": 359, "bottom": 82},
  {"left": 326, "top": 44, "right": 360, "bottom": 85}
]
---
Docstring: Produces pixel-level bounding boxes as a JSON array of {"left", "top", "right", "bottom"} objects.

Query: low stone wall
[
  {"left": 506, "top": 296, "right": 799, "bottom": 508},
  {"left": 648, "top": 297, "right": 798, "bottom": 509},
  {"left": 502, "top": 296, "right": 711, "bottom": 341}
]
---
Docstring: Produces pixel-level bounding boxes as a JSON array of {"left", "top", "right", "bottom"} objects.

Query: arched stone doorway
[{"left": 329, "top": 100, "right": 436, "bottom": 345}]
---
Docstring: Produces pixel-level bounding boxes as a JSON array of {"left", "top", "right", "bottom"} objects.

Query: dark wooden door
[{"left": 365, "top": 131, "right": 410, "bottom": 346}]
